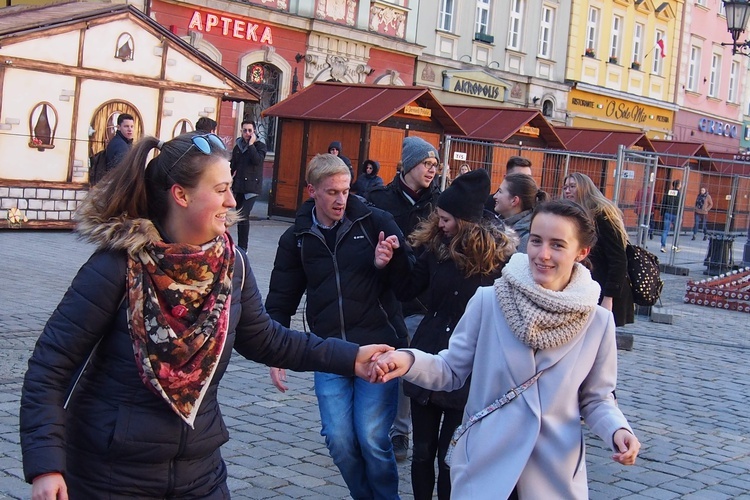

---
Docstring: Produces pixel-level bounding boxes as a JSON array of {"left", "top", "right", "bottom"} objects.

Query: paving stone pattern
[{"left": 1, "top": 209, "right": 749, "bottom": 499}]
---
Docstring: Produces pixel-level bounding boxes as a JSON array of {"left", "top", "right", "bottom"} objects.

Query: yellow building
[{"left": 565, "top": 0, "right": 683, "bottom": 139}]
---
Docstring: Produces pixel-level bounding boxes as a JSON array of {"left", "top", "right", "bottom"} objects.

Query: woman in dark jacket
[
  {"left": 395, "top": 170, "right": 516, "bottom": 500},
  {"left": 563, "top": 172, "right": 634, "bottom": 326},
  {"left": 20, "top": 132, "right": 390, "bottom": 499},
  {"left": 351, "top": 159, "right": 384, "bottom": 196}
]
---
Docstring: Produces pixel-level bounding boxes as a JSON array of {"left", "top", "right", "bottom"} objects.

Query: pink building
[{"left": 673, "top": 1, "right": 746, "bottom": 153}]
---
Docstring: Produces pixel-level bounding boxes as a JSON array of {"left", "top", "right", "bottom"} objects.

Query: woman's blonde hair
[
  {"left": 563, "top": 172, "right": 628, "bottom": 246},
  {"left": 409, "top": 212, "right": 517, "bottom": 278}
]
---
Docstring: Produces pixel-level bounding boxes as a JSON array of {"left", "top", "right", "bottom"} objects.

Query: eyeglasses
[
  {"left": 165, "top": 133, "right": 226, "bottom": 179},
  {"left": 242, "top": 128, "right": 254, "bottom": 134},
  {"left": 421, "top": 160, "right": 439, "bottom": 172}
]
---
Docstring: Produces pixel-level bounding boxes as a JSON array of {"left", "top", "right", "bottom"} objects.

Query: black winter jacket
[
  {"left": 396, "top": 250, "right": 502, "bottom": 410},
  {"left": 231, "top": 138, "right": 267, "bottom": 194},
  {"left": 265, "top": 196, "right": 412, "bottom": 348},
  {"left": 589, "top": 214, "right": 634, "bottom": 327},
  {"left": 20, "top": 247, "right": 357, "bottom": 498},
  {"left": 351, "top": 160, "right": 384, "bottom": 196},
  {"left": 104, "top": 130, "right": 133, "bottom": 172},
  {"left": 366, "top": 176, "right": 440, "bottom": 316}
]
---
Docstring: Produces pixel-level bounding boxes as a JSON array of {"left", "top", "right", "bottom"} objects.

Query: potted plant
[
  {"left": 631, "top": 60, "right": 641, "bottom": 70},
  {"left": 608, "top": 56, "right": 618, "bottom": 64},
  {"left": 585, "top": 48, "right": 596, "bottom": 58}
]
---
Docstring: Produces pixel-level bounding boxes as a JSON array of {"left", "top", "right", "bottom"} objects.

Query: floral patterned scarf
[{"left": 127, "top": 233, "right": 234, "bottom": 427}]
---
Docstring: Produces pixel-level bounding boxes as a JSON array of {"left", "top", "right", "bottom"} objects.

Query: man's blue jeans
[
  {"left": 661, "top": 212, "right": 676, "bottom": 248},
  {"left": 314, "top": 372, "right": 400, "bottom": 500}
]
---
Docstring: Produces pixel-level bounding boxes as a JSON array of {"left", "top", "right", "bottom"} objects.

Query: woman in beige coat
[{"left": 374, "top": 199, "right": 640, "bottom": 499}]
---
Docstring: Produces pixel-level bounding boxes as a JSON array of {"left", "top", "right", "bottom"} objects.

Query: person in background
[
  {"left": 328, "top": 140, "right": 353, "bottom": 178},
  {"left": 351, "top": 159, "right": 384, "bottom": 197},
  {"left": 563, "top": 172, "right": 634, "bottom": 328},
  {"left": 457, "top": 163, "right": 471, "bottom": 176},
  {"left": 485, "top": 156, "right": 534, "bottom": 212},
  {"left": 395, "top": 169, "right": 515, "bottom": 499},
  {"left": 104, "top": 113, "right": 135, "bottom": 173},
  {"left": 373, "top": 199, "right": 641, "bottom": 499},
  {"left": 265, "top": 153, "right": 412, "bottom": 500},
  {"left": 492, "top": 173, "right": 548, "bottom": 252},
  {"left": 195, "top": 117, "right": 217, "bottom": 133},
  {"left": 367, "top": 136, "right": 442, "bottom": 461},
  {"left": 659, "top": 178, "right": 682, "bottom": 253},
  {"left": 20, "top": 133, "right": 393, "bottom": 499},
  {"left": 506, "top": 156, "right": 533, "bottom": 176},
  {"left": 692, "top": 186, "right": 713, "bottom": 241},
  {"left": 230, "top": 120, "right": 267, "bottom": 251}
]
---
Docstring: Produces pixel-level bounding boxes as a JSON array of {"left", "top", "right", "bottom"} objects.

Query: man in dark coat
[
  {"left": 328, "top": 140, "right": 353, "bottom": 178},
  {"left": 265, "top": 153, "right": 412, "bottom": 500},
  {"left": 366, "top": 136, "right": 441, "bottom": 461},
  {"left": 351, "top": 159, "right": 384, "bottom": 196},
  {"left": 231, "top": 120, "right": 268, "bottom": 250},
  {"left": 659, "top": 178, "right": 682, "bottom": 252},
  {"left": 104, "top": 113, "right": 134, "bottom": 173}
]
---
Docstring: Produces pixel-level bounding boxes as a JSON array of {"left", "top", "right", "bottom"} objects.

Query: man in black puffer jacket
[{"left": 266, "top": 153, "right": 412, "bottom": 500}]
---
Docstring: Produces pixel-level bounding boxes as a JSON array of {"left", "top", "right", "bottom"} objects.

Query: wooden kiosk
[{"left": 262, "top": 82, "right": 464, "bottom": 218}]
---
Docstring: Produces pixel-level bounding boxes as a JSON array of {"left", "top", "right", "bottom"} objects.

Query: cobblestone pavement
[{"left": 1, "top": 208, "right": 749, "bottom": 499}]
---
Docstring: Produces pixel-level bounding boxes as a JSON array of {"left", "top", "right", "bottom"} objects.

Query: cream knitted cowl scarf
[{"left": 495, "top": 253, "right": 602, "bottom": 350}]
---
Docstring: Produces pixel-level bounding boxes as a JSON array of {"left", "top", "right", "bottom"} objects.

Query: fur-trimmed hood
[{"left": 76, "top": 214, "right": 162, "bottom": 256}]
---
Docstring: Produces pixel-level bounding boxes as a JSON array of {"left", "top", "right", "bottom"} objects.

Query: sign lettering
[
  {"left": 450, "top": 78, "right": 502, "bottom": 101},
  {"left": 404, "top": 105, "right": 432, "bottom": 117},
  {"left": 698, "top": 117, "right": 738, "bottom": 138},
  {"left": 188, "top": 11, "right": 273, "bottom": 44}
]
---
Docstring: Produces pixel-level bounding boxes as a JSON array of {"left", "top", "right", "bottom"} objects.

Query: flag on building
[{"left": 657, "top": 38, "right": 666, "bottom": 58}]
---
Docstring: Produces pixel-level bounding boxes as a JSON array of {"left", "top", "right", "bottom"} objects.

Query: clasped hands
[{"left": 270, "top": 347, "right": 413, "bottom": 392}]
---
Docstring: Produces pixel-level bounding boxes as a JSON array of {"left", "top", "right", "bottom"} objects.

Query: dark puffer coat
[
  {"left": 265, "top": 196, "right": 411, "bottom": 348},
  {"left": 20, "top": 219, "right": 358, "bottom": 498},
  {"left": 396, "top": 250, "right": 502, "bottom": 410},
  {"left": 366, "top": 176, "right": 440, "bottom": 317},
  {"left": 351, "top": 160, "right": 384, "bottom": 196}
]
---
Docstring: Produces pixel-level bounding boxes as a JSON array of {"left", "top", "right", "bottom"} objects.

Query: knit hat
[
  {"left": 401, "top": 137, "right": 439, "bottom": 174},
  {"left": 437, "top": 168, "right": 490, "bottom": 222}
]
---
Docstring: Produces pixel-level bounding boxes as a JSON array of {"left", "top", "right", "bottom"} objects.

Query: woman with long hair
[
  {"left": 20, "top": 132, "right": 391, "bottom": 499},
  {"left": 397, "top": 169, "right": 516, "bottom": 499},
  {"left": 374, "top": 199, "right": 641, "bottom": 499},
  {"left": 562, "top": 172, "right": 634, "bottom": 326},
  {"left": 493, "top": 173, "right": 549, "bottom": 251}
]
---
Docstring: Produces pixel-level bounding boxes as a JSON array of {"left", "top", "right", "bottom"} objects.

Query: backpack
[
  {"left": 89, "top": 149, "right": 107, "bottom": 186},
  {"left": 626, "top": 243, "right": 664, "bottom": 306}
]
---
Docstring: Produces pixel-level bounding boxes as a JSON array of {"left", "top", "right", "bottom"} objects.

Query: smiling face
[
  {"left": 436, "top": 207, "right": 459, "bottom": 239},
  {"left": 493, "top": 180, "right": 518, "bottom": 218},
  {"left": 562, "top": 177, "right": 579, "bottom": 202},
  {"left": 404, "top": 158, "right": 437, "bottom": 191},
  {"left": 309, "top": 173, "right": 351, "bottom": 227},
  {"left": 166, "top": 157, "right": 235, "bottom": 245},
  {"left": 526, "top": 212, "right": 590, "bottom": 292}
]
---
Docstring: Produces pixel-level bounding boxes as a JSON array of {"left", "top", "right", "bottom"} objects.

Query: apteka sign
[{"left": 188, "top": 11, "right": 274, "bottom": 44}]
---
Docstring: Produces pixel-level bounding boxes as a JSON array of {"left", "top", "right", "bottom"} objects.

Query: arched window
[
  {"left": 245, "top": 62, "right": 281, "bottom": 152},
  {"left": 542, "top": 99, "right": 554, "bottom": 118}
]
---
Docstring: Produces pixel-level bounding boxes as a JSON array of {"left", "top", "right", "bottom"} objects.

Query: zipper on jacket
[{"left": 166, "top": 423, "right": 189, "bottom": 497}]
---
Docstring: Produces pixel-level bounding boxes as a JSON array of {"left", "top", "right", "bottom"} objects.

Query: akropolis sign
[{"left": 443, "top": 71, "right": 508, "bottom": 102}]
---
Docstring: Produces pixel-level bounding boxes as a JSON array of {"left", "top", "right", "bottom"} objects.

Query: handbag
[
  {"left": 626, "top": 243, "right": 664, "bottom": 306},
  {"left": 445, "top": 370, "right": 544, "bottom": 467}
]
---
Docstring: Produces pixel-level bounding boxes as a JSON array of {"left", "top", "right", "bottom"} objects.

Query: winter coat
[
  {"left": 403, "top": 287, "right": 632, "bottom": 499},
  {"left": 104, "top": 130, "right": 133, "bottom": 172},
  {"left": 20, "top": 220, "right": 358, "bottom": 498},
  {"left": 397, "top": 251, "right": 501, "bottom": 410},
  {"left": 265, "top": 195, "right": 412, "bottom": 348},
  {"left": 695, "top": 193, "right": 713, "bottom": 215},
  {"left": 367, "top": 176, "right": 441, "bottom": 317},
  {"left": 660, "top": 187, "right": 681, "bottom": 216},
  {"left": 589, "top": 214, "right": 634, "bottom": 326},
  {"left": 504, "top": 209, "right": 532, "bottom": 252},
  {"left": 351, "top": 160, "right": 384, "bottom": 196},
  {"left": 231, "top": 137, "right": 267, "bottom": 194},
  {"left": 327, "top": 141, "right": 353, "bottom": 175}
]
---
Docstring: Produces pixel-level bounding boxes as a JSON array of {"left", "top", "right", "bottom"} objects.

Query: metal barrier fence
[{"left": 443, "top": 136, "right": 750, "bottom": 275}]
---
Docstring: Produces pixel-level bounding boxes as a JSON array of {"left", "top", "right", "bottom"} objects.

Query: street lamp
[{"left": 722, "top": 0, "right": 750, "bottom": 56}]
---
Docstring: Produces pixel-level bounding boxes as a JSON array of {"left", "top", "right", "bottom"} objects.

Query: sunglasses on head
[{"left": 164, "top": 133, "right": 226, "bottom": 180}]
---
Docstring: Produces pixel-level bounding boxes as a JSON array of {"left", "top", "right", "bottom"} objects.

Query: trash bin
[{"left": 704, "top": 232, "right": 735, "bottom": 275}]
